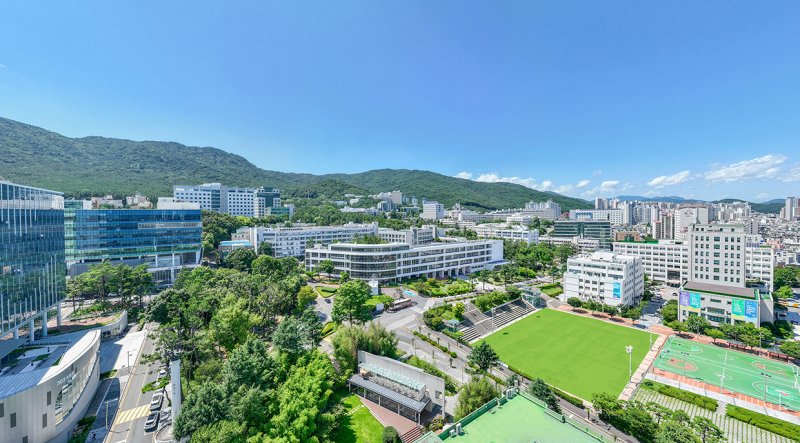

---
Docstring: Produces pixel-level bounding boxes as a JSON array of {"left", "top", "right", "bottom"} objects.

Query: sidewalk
[{"left": 619, "top": 334, "right": 668, "bottom": 401}]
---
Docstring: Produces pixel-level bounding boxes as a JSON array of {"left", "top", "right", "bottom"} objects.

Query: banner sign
[
  {"left": 731, "top": 299, "right": 758, "bottom": 322},
  {"left": 613, "top": 282, "right": 621, "bottom": 299},
  {"left": 679, "top": 291, "right": 701, "bottom": 312}
]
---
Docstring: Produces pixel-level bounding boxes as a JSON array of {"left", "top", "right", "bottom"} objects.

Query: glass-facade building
[
  {"left": 65, "top": 207, "right": 202, "bottom": 285},
  {"left": 0, "top": 182, "right": 66, "bottom": 337},
  {"left": 553, "top": 220, "right": 612, "bottom": 250}
]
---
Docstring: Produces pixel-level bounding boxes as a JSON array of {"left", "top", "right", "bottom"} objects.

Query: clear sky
[{"left": 1, "top": 1, "right": 799, "bottom": 201}]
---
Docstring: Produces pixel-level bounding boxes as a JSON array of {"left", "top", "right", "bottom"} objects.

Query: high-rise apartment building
[
  {"left": 674, "top": 206, "right": 709, "bottom": 240},
  {"left": 0, "top": 181, "right": 66, "bottom": 339},
  {"left": 785, "top": 197, "right": 798, "bottom": 221}
]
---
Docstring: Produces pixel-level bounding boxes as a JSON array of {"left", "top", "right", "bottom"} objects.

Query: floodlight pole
[
  {"left": 760, "top": 372, "right": 771, "bottom": 402},
  {"left": 625, "top": 345, "right": 633, "bottom": 381}
]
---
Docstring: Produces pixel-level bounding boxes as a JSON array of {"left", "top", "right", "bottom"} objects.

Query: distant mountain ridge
[{"left": 0, "top": 117, "right": 591, "bottom": 211}]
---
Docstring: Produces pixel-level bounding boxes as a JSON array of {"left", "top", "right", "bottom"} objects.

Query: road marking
[{"left": 113, "top": 404, "right": 149, "bottom": 425}]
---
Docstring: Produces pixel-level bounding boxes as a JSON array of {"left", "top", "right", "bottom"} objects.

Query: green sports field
[
  {"left": 655, "top": 336, "right": 800, "bottom": 412},
  {"left": 478, "top": 309, "right": 657, "bottom": 400}
]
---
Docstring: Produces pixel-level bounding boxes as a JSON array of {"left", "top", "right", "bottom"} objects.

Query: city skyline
[{"left": 1, "top": 1, "right": 799, "bottom": 201}]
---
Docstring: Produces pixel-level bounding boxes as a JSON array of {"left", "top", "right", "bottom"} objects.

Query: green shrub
[
  {"left": 382, "top": 426, "right": 401, "bottom": 443},
  {"left": 641, "top": 380, "right": 717, "bottom": 411},
  {"left": 726, "top": 404, "right": 800, "bottom": 440}
]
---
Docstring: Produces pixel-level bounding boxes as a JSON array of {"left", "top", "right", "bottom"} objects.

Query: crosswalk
[{"left": 113, "top": 404, "right": 150, "bottom": 425}]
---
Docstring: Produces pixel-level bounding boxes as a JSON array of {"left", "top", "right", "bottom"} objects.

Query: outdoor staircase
[
  {"left": 458, "top": 299, "right": 537, "bottom": 342},
  {"left": 401, "top": 426, "right": 422, "bottom": 443}
]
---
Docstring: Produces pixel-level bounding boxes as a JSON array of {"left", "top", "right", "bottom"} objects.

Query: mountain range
[
  {"left": 0, "top": 117, "right": 591, "bottom": 211},
  {"left": 616, "top": 196, "right": 783, "bottom": 214}
]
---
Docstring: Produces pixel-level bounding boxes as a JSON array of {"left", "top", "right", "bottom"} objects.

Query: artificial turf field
[
  {"left": 655, "top": 336, "right": 800, "bottom": 412},
  {"left": 478, "top": 309, "right": 657, "bottom": 400}
]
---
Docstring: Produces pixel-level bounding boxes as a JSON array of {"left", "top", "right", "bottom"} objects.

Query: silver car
[
  {"left": 144, "top": 412, "right": 159, "bottom": 432},
  {"left": 150, "top": 392, "right": 163, "bottom": 411}
]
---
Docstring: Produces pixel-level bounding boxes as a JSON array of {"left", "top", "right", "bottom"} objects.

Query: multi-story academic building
[
  {"left": 0, "top": 181, "right": 66, "bottom": 340},
  {"left": 553, "top": 220, "right": 612, "bottom": 250},
  {"left": 65, "top": 204, "right": 202, "bottom": 285},
  {"left": 305, "top": 240, "right": 504, "bottom": 282},
  {"left": 679, "top": 224, "right": 774, "bottom": 326},
  {"left": 562, "top": 251, "right": 644, "bottom": 307},
  {"left": 378, "top": 226, "right": 436, "bottom": 246},
  {"left": 473, "top": 223, "right": 539, "bottom": 244},
  {"left": 232, "top": 223, "right": 380, "bottom": 257},
  {"left": 172, "top": 183, "right": 282, "bottom": 217}
]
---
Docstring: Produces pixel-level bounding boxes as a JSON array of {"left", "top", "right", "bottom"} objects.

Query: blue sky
[{"left": 1, "top": 1, "right": 799, "bottom": 201}]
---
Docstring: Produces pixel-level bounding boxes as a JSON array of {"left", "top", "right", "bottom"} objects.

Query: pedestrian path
[
  {"left": 634, "top": 388, "right": 794, "bottom": 443},
  {"left": 619, "top": 334, "right": 667, "bottom": 401}
]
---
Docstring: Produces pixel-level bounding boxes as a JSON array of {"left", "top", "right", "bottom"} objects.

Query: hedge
[
  {"left": 505, "top": 364, "right": 585, "bottom": 408},
  {"left": 641, "top": 380, "right": 717, "bottom": 411},
  {"left": 726, "top": 405, "right": 800, "bottom": 440},
  {"left": 406, "top": 356, "right": 458, "bottom": 394}
]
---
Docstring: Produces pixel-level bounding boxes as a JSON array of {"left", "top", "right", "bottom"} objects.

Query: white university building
[
  {"left": 305, "top": 240, "right": 504, "bottom": 283},
  {"left": 473, "top": 223, "right": 539, "bottom": 244},
  {"left": 232, "top": 222, "right": 379, "bottom": 257},
  {"left": 562, "top": 251, "right": 644, "bottom": 307}
]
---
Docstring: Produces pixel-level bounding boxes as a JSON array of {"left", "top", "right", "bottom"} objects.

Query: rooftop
[
  {"left": 682, "top": 281, "right": 758, "bottom": 299},
  {"left": 0, "top": 330, "right": 100, "bottom": 399}
]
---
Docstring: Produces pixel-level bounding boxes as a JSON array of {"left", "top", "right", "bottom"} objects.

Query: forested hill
[{"left": 0, "top": 117, "right": 591, "bottom": 210}]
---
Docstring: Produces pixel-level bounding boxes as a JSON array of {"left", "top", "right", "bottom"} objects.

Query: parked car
[
  {"left": 158, "top": 368, "right": 167, "bottom": 379},
  {"left": 150, "top": 392, "right": 163, "bottom": 411},
  {"left": 144, "top": 412, "right": 159, "bottom": 432}
]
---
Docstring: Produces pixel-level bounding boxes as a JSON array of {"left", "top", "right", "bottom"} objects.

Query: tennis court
[{"left": 655, "top": 336, "right": 800, "bottom": 412}]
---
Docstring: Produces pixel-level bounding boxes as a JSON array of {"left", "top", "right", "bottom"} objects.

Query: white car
[
  {"left": 157, "top": 368, "right": 167, "bottom": 379},
  {"left": 150, "top": 392, "right": 163, "bottom": 411}
]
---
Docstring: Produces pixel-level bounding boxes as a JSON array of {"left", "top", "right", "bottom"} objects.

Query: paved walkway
[
  {"left": 361, "top": 396, "right": 418, "bottom": 435},
  {"left": 619, "top": 334, "right": 668, "bottom": 401}
]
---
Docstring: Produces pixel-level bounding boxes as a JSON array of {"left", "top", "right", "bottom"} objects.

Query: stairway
[{"left": 401, "top": 426, "right": 422, "bottom": 443}]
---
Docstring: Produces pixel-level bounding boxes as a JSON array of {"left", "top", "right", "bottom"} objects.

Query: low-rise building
[
  {"left": 473, "top": 223, "right": 539, "bottom": 244},
  {"left": 539, "top": 236, "right": 600, "bottom": 253},
  {"left": 305, "top": 240, "right": 504, "bottom": 283},
  {"left": 421, "top": 201, "right": 445, "bottom": 220},
  {"left": 612, "top": 240, "right": 688, "bottom": 285},
  {"left": 678, "top": 281, "right": 774, "bottom": 327},
  {"left": 0, "top": 330, "right": 101, "bottom": 443},
  {"left": 569, "top": 209, "right": 624, "bottom": 225},
  {"left": 562, "top": 251, "right": 644, "bottom": 307},
  {"left": 232, "top": 223, "right": 379, "bottom": 257}
]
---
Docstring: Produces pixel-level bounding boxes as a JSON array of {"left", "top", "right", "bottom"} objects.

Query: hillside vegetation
[{"left": 0, "top": 117, "right": 591, "bottom": 210}]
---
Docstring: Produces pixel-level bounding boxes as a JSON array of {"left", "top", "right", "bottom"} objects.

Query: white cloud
[
  {"left": 0, "top": 64, "right": 6, "bottom": 69},
  {"left": 455, "top": 171, "right": 473, "bottom": 180},
  {"left": 704, "top": 154, "right": 786, "bottom": 182},
  {"left": 592, "top": 170, "right": 602, "bottom": 176},
  {"left": 783, "top": 164, "right": 800, "bottom": 182},
  {"left": 756, "top": 193, "right": 770, "bottom": 200},
  {"left": 647, "top": 170, "right": 691, "bottom": 188},
  {"left": 582, "top": 180, "right": 625, "bottom": 198},
  {"left": 576, "top": 179, "right": 591, "bottom": 188}
]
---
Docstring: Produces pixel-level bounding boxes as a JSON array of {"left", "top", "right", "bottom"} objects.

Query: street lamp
[
  {"left": 625, "top": 345, "right": 633, "bottom": 380},
  {"left": 760, "top": 372, "right": 772, "bottom": 402}
]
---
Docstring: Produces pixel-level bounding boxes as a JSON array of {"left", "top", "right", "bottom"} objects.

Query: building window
[
  {"left": 43, "top": 413, "right": 47, "bottom": 428},
  {"left": 11, "top": 412, "right": 16, "bottom": 428},
  {"left": 47, "top": 391, "right": 51, "bottom": 406},
  {"left": 0, "top": 403, "right": 3, "bottom": 418}
]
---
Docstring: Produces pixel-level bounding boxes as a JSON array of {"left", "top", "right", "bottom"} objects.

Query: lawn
[
  {"left": 335, "top": 393, "right": 384, "bottom": 443},
  {"left": 538, "top": 283, "right": 563, "bottom": 297},
  {"left": 478, "top": 309, "right": 656, "bottom": 400},
  {"left": 316, "top": 285, "right": 338, "bottom": 297}
]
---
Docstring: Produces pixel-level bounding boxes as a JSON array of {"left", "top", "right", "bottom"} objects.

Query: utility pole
[{"left": 625, "top": 345, "right": 633, "bottom": 380}]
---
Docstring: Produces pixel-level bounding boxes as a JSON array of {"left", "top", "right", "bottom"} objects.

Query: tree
[
  {"left": 319, "top": 259, "right": 335, "bottom": 275},
  {"left": 602, "top": 304, "right": 619, "bottom": 318},
  {"left": 452, "top": 302, "right": 466, "bottom": 320},
  {"left": 646, "top": 402, "right": 672, "bottom": 425},
  {"left": 661, "top": 300, "right": 679, "bottom": 323},
  {"left": 382, "top": 426, "right": 401, "bottom": 443},
  {"left": 339, "top": 271, "right": 350, "bottom": 283},
  {"left": 774, "top": 267, "right": 799, "bottom": 291},
  {"left": 332, "top": 280, "right": 371, "bottom": 324},
  {"left": 297, "top": 285, "right": 316, "bottom": 307},
  {"left": 780, "top": 340, "right": 800, "bottom": 359},
  {"left": 622, "top": 400, "right": 658, "bottom": 443},
  {"left": 567, "top": 297, "right": 583, "bottom": 309},
  {"left": 528, "top": 378, "right": 560, "bottom": 413},
  {"left": 257, "top": 241, "right": 274, "bottom": 256},
  {"left": 692, "top": 416, "right": 725, "bottom": 443},
  {"left": 225, "top": 248, "right": 257, "bottom": 272},
  {"left": 775, "top": 285, "right": 793, "bottom": 300},
  {"left": 469, "top": 342, "right": 499, "bottom": 373},
  {"left": 174, "top": 382, "right": 228, "bottom": 438},
  {"left": 272, "top": 316, "right": 304, "bottom": 357},
  {"left": 656, "top": 420, "right": 701, "bottom": 443},
  {"left": 211, "top": 296, "right": 258, "bottom": 352},
  {"left": 454, "top": 377, "right": 499, "bottom": 419},
  {"left": 686, "top": 315, "right": 711, "bottom": 335},
  {"left": 666, "top": 320, "right": 688, "bottom": 336},
  {"left": 706, "top": 328, "right": 726, "bottom": 343}
]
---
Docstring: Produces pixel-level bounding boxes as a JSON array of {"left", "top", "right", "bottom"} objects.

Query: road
[{"left": 106, "top": 324, "right": 164, "bottom": 443}]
